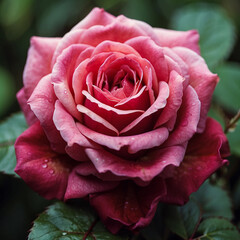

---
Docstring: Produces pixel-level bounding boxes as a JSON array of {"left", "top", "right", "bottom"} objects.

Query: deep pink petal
[
  {"left": 64, "top": 164, "right": 119, "bottom": 200},
  {"left": 126, "top": 36, "right": 168, "bottom": 83},
  {"left": 90, "top": 178, "right": 166, "bottom": 233},
  {"left": 173, "top": 46, "right": 219, "bottom": 132},
  {"left": 77, "top": 104, "right": 119, "bottom": 136},
  {"left": 17, "top": 88, "right": 37, "bottom": 125},
  {"left": 23, "top": 37, "right": 60, "bottom": 98},
  {"left": 154, "top": 28, "right": 200, "bottom": 54},
  {"left": 53, "top": 100, "right": 98, "bottom": 161},
  {"left": 28, "top": 74, "right": 66, "bottom": 153},
  {"left": 83, "top": 90, "right": 144, "bottom": 131},
  {"left": 78, "top": 122, "right": 169, "bottom": 154},
  {"left": 120, "top": 81, "right": 169, "bottom": 135},
  {"left": 160, "top": 118, "right": 230, "bottom": 205},
  {"left": 14, "top": 122, "right": 75, "bottom": 200},
  {"left": 85, "top": 142, "right": 186, "bottom": 183},
  {"left": 164, "top": 85, "right": 201, "bottom": 146}
]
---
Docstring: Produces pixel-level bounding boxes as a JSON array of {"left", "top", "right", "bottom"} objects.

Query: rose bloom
[{"left": 15, "top": 8, "right": 229, "bottom": 233}]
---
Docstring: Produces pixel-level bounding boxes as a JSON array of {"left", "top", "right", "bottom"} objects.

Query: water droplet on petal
[
  {"left": 50, "top": 170, "right": 54, "bottom": 175},
  {"left": 44, "top": 159, "right": 49, "bottom": 163},
  {"left": 64, "top": 89, "right": 68, "bottom": 94},
  {"left": 96, "top": 158, "right": 99, "bottom": 162},
  {"left": 162, "top": 160, "right": 166, "bottom": 164},
  {"left": 42, "top": 163, "right": 48, "bottom": 169},
  {"left": 192, "top": 102, "right": 196, "bottom": 106}
]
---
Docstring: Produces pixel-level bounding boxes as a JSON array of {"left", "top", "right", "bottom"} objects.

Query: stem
[
  {"left": 82, "top": 218, "right": 98, "bottom": 240},
  {"left": 224, "top": 109, "right": 240, "bottom": 134}
]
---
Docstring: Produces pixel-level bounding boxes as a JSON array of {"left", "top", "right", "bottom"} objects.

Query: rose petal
[
  {"left": 28, "top": 74, "right": 66, "bottom": 153},
  {"left": 164, "top": 85, "right": 201, "bottom": 146},
  {"left": 120, "top": 81, "right": 169, "bottom": 135},
  {"left": 77, "top": 104, "right": 119, "bottom": 136},
  {"left": 173, "top": 46, "right": 219, "bottom": 132},
  {"left": 53, "top": 100, "right": 98, "bottom": 161},
  {"left": 90, "top": 178, "right": 166, "bottom": 233},
  {"left": 126, "top": 36, "right": 168, "bottom": 83},
  {"left": 160, "top": 118, "right": 230, "bottom": 205},
  {"left": 23, "top": 37, "right": 60, "bottom": 98},
  {"left": 64, "top": 163, "right": 119, "bottom": 200},
  {"left": 72, "top": 7, "right": 115, "bottom": 30},
  {"left": 17, "top": 88, "right": 37, "bottom": 125},
  {"left": 85, "top": 142, "right": 187, "bottom": 183},
  {"left": 83, "top": 90, "right": 144, "bottom": 131},
  {"left": 52, "top": 44, "right": 92, "bottom": 120},
  {"left": 14, "top": 121, "right": 75, "bottom": 200},
  {"left": 154, "top": 71, "right": 184, "bottom": 129},
  {"left": 154, "top": 28, "right": 200, "bottom": 54},
  {"left": 78, "top": 122, "right": 169, "bottom": 154}
]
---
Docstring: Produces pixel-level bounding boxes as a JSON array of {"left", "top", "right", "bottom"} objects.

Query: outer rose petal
[
  {"left": 160, "top": 118, "right": 229, "bottom": 205},
  {"left": 17, "top": 88, "right": 36, "bottom": 125},
  {"left": 23, "top": 37, "right": 60, "bottom": 98},
  {"left": 173, "top": 46, "right": 219, "bottom": 132},
  {"left": 64, "top": 163, "right": 119, "bottom": 200},
  {"left": 154, "top": 28, "right": 200, "bottom": 54},
  {"left": 15, "top": 121, "right": 75, "bottom": 200},
  {"left": 72, "top": 8, "right": 115, "bottom": 30},
  {"left": 90, "top": 178, "right": 166, "bottom": 233},
  {"left": 28, "top": 74, "right": 66, "bottom": 153}
]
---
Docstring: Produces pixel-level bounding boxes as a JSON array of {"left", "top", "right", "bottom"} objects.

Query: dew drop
[
  {"left": 192, "top": 102, "right": 196, "bottom": 106},
  {"left": 62, "top": 232, "right": 67, "bottom": 236},
  {"left": 50, "top": 170, "right": 54, "bottom": 175},
  {"left": 44, "top": 159, "right": 49, "bottom": 163},
  {"left": 96, "top": 158, "right": 99, "bottom": 162},
  {"left": 64, "top": 89, "right": 68, "bottom": 94},
  {"left": 42, "top": 163, "right": 48, "bottom": 169},
  {"left": 162, "top": 160, "right": 166, "bottom": 164}
]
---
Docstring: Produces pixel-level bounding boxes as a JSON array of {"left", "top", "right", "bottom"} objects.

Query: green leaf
[
  {"left": 28, "top": 201, "right": 126, "bottom": 240},
  {"left": 197, "top": 218, "right": 240, "bottom": 240},
  {"left": 0, "top": 67, "right": 15, "bottom": 117},
  {"left": 0, "top": 112, "right": 27, "bottom": 176},
  {"left": 164, "top": 199, "right": 201, "bottom": 239},
  {"left": 214, "top": 62, "right": 240, "bottom": 112},
  {"left": 207, "top": 106, "right": 225, "bottom": 128},
  {"left": 227, "top": 123, "right": 240, "bottom": 156},
  {"left": 191, "top": 181, "right": 233, "bottom": 220},
  {"left": 171, "top": 3, "right": 235, "bottom": 69}
]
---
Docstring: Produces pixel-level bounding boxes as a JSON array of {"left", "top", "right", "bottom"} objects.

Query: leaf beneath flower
[
  {"left": 28, "top": 201, "right": 127, "bottom": 240},
  {"left": 0, "top": 112, "right": 27, "bottom": 176}
]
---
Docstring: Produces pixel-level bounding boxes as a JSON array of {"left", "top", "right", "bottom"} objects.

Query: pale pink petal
[
  {"left": 164, "top": 85, "right": 201, "bottom": 146},
  {"left": 52, "top": 44, "right": 91, "bottom": 120},
  {"left": 92, "top": 40, "right": 141, "bottom": 57},
  {"left": 53, "top": 100, "right": 98, "bottom": 161},
  {"left": 154, "top": 71, "right": 184, "bottom": 129},
  {"left": 160, "top": 118, "right": 230, "bottom": 205},
  {"left": 71, "top": 7, "right": 115, "bottom": 30},
  {"left": 77, "top": 123, "right": 169, "bottom": 154},
  {"left": 23, "top": 37, "right": 60, "bottom": 98},
  {"left": 17, "top": 88, "right": 37, "bottom": 125},
  {"left": 173, "top": 47, "right": 219, "bottom": 132},
  {"left": 15, "top": 121, "right": 75, "bottom": 200},
  {"left": 28, "top": 74, "right": 66, "bottom": 153},
  {"left": 154, "top": 28, "right": 200, "bottom": 54}
]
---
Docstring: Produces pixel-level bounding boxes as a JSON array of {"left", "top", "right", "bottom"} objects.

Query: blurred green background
[{"left": 0, "top": 0, "right": 239, "bottom": 239}]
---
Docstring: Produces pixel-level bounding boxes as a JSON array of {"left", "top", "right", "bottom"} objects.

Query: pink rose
[{"left": 15, "top": 8, "right": 230, "bottom": 233}]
